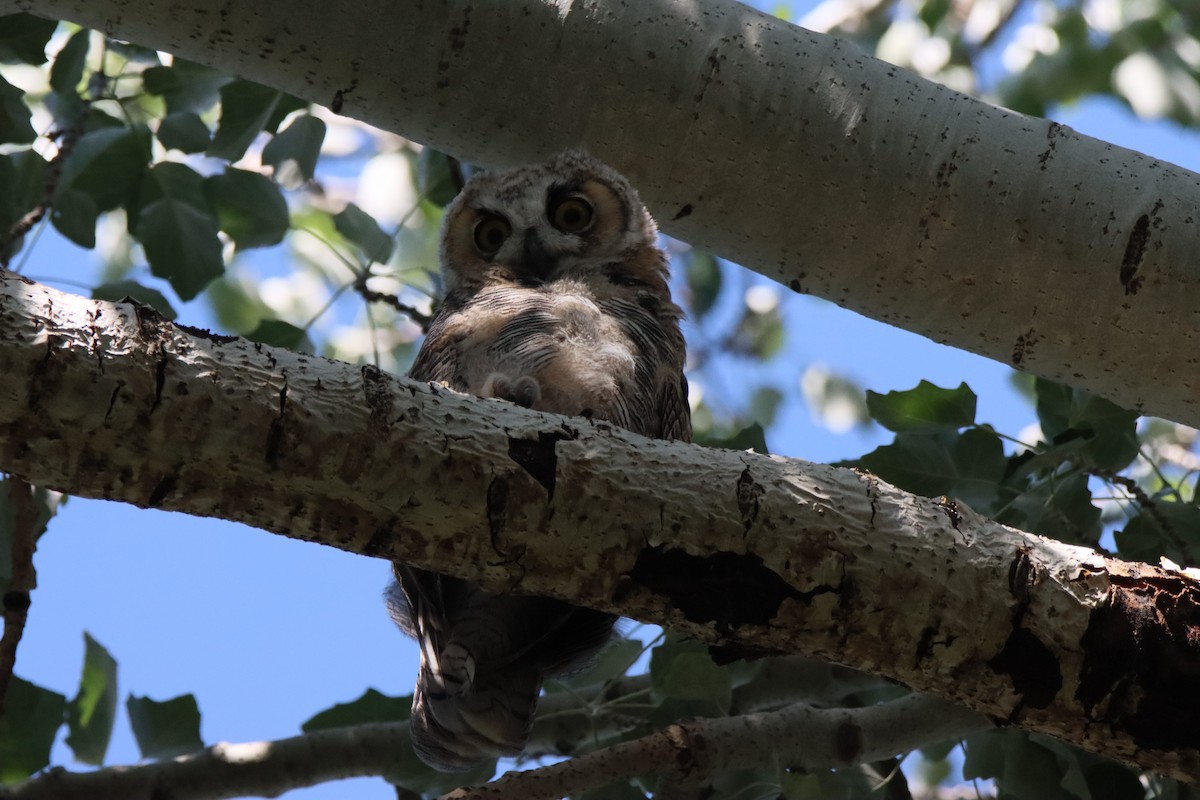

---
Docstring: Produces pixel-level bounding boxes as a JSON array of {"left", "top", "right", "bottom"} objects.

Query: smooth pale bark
[
  {"left": 15, "top": 0, "right": 1200, "bottom": 428},
  {"left": 2, "top": 271, "right": 1199, "bottom": 781}
]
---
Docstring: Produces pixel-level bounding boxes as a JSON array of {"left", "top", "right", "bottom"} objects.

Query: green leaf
[
  {"left": 962, "top": 730, "right": 1005, "bottom": 781},
  {"left": 859, "top": 431, "right": 957, "bottom": 497},
  {"left": 49, "top": 28, "right": 90, "bottom": 94},
  {"left": 127, "top": 694, "right": 203, "bottom": 759},
  {"left": 334, "top": 202, "right": 393, "bottom": 263},
  {"left": 56, "top": 125, "right": 152, "bottom": 211},
  {"left": 50, "top": 188, "right": 99, "bottom": 248},
  {"left": 733, "top": 306, "right": 784, "bottom": 359},
  {"left": 0, "top": 149, "right": 47, "bottom": 260},
  {"left": 142, "top": 60, "right": 232, "bottom": 115},
  {"left": 262, "top": 114, "right": 325, "bottom": 187},
  {"left": 1115, "top": 501, "right": 1200, "bottom": 563},
  {"left": 0, "top": 14, "right": 57, "bottom": 65},
  {"left": 301, "top": 688, "right": 408, "bottom": 732},
  {"left": 686, "top": 251, "right": 722, "bottom": 319},
  {"left": 548, "top": 638, "right": 644, "bottom": 693},
  {"left": 649, "top": 638, "right": 730, "bottom": 717},
  {"left": 93, "top": 280, "right": 178, "bottom": 320},
  {"left": 1084, "top": 762, "right": 1148, "bottom": 800},
  {"left": 131, "top": 165, "right": 224, "bottom": 300},
  {"left": 135, "top": 196, "right": 224, "bottom": 301},
  {"left": 1034, "top": 379, "right": 1139, "bottom": 470},
  {"left": 750, "top": 386, "right": 783, "bottom": 428},
  {"left": 204, "top": 168, "right": 289, "bottom": 249},
  {"left": 106, "top": 41, "right": 161, "bottom": 65},
  {"left": 208, "top": 79, "right": 283, "bottom": 161},
  {"left": 0, "top": 75, "right": 36, "bottom": 145},
  {"left": 157, "top": 112, "right": 212, "bottom": 153},
  {"left": 66, "top": 632, "right": 118, "bottom": 765},
  {"left": 245, "top": 319, "right": 311, "bottom": 352},
  {"left": 138, "top": 160, "right": 208, "bottom": 207},
  {"left": 949, "top": 426, "right": 1008, "bottom": 512},
  {"left": 866, "top": 380, "right": 976, "bottom": 432},
  {"left": 699, "top": 422, "right": 770, "bottom": 455},
  {"left": 416, "top": 148, "right": 460, "bottom": 207},
  {"left": 0, "top": 677, "right": 66, "bottom": 781}
]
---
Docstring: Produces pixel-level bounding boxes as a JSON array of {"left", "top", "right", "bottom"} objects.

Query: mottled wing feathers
[{"left": 388, "top": 151, "right": 690, "bottom": 772}]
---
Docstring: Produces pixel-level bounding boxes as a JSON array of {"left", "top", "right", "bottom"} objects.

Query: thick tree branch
[
  {"left": 0, "top": 693, "right": 986, "bottom": 800},
  {"left": 2, "top": 274, "right": 1199, "bottom": 780},
  {"left": 17, "top": 0, "right": 1200, "bottom": 427},
  {"left": 444, "top": 694, "right": 987, "bottom": 800}
]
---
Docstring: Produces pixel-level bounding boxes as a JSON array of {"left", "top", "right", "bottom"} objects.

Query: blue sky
[{"left": 10, "top": 4, "right": 1200, "bottom": 800}]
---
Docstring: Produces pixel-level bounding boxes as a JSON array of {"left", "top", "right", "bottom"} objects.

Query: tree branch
[
  {"left": 2, "top": 273, "right": 1199, "bottom": 779},
  {"left": 0, "top": 693, "right": 986, "bottom": 800},
  {"left": 16, "top": 0, "right": 1200, "bottom": 427},
  {"left": 444, "top": 694, "right": 987, "bottom": 800}
]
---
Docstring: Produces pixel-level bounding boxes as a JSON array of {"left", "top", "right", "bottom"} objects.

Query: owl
[{"left": 386, "top": 150, "right": 691, "bottom": 772}]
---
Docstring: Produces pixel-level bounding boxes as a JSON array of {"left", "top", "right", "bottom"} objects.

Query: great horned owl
[{"left": 387, "top": 150, "right": 690, "bottom": 772}]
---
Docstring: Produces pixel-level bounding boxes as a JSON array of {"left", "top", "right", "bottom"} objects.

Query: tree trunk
[
  {"left": 3, "top": 270, "right": 1199, "bottom": 781},
  {"left": 16, "top": 0, "right": 1200, "bottom": 428}
]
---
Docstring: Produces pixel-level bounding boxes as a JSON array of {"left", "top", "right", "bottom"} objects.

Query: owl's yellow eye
[
  {"left": 549, "top": 196, "right": 594, "bottom": 233},
  {"left": 472, "top": 214, "right": 512, "bottom": 256}
]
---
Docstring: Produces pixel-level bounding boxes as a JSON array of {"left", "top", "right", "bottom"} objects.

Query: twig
[
  {"left": 0, "top": 479, "right": 40, "bottom": 717},
  {"left": 354, "top": 271, "right": 434, "bottom": 332},
  {"left": 0, "top": 124, "right": 83, "bottom": 269}
]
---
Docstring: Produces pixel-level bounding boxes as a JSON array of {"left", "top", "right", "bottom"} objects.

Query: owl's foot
[{"left": 482, "top": 373, "right": 541, "bottom": 408}]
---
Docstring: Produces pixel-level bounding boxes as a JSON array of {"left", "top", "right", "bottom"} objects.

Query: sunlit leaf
[{"left": 66, "top": 633, "right": 118, "bottom": 765}]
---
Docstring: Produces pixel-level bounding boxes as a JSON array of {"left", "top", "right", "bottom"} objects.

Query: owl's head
[{"left": 439, "top": 151, "right": 663, "bottom": 294}]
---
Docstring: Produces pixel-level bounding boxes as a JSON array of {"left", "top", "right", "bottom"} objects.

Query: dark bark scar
[
  {"left": 988, "top": 547, "right": 1063, "bottom": 715},
  {"left": 1120, "top": 214, "right": 1149, "bottom": 295},
  {"left": 1076, "top": 563, "right": 1200, "bottom": 750}
]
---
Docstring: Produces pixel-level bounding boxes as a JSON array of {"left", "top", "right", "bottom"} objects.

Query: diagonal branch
[{"left": 1, "top": 272, "right": 1199, "bottom": 779}]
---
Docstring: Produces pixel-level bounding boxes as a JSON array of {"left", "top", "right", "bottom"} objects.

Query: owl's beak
[{"left": 519, "top": 229, "right": 555, "bottom": 281}]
